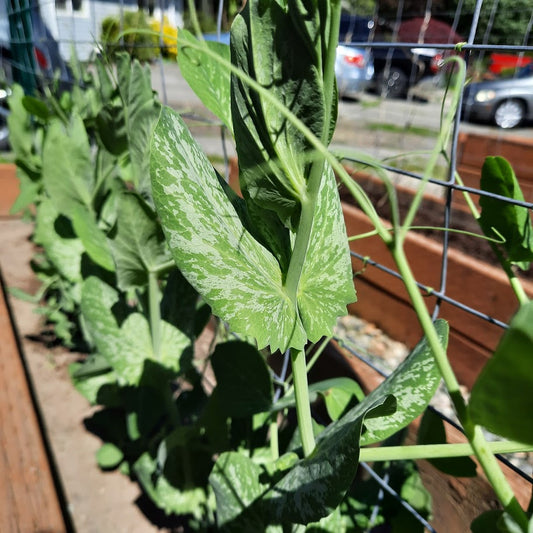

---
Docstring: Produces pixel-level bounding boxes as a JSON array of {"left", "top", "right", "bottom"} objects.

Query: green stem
[
  {"left": 291, "top": 348, "right": 315, "bottom": 457},
  {"left": 148, "top": 270, "right": 161, "bottom": 358},
  {"left": 392, "top": 245, "right": 529, "bottom": 530},
  {"left": 286, "top": 336, "right": 331, "bottom": 392},
  {"left": 360, "top": 441, "right": 533, "bottom": 462},
  {"left": 270, "top": 417, "right": 279, "bottom": 461}
]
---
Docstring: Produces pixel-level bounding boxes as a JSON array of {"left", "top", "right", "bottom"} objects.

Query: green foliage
[
  {"left": 9, "top": 1, "right": 533, "bottom": 531},
  {"left": 101, "top": 11, "right": 160, "bottom": 62},
  {"left": 457, "top": 0, "right": 533, "bottom": 46},
  {"left": 469, "top": 301, "right": 533, "bottom": 445},
  {"left": 479, "top": 156, "right": 533, "bottom": 269}
]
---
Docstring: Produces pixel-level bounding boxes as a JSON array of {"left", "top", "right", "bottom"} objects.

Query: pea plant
[
  {"left": 9, "top": 0, "right": 533, "bottom": 530},
  {"left": 149, "top": 0, "right": 533, "bottom": 531}
]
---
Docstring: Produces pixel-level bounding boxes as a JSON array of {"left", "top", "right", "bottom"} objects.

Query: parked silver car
[
  {"left": 461, "top": 64, "right": 533, "bottom": 128},
  {"left": 335, "top": 44, "right": 374, "bottom": 99}
]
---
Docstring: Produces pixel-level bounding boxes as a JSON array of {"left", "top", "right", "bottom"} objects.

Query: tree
[{"left": 455, "top": 0, "right": 533, "bottom": 46}]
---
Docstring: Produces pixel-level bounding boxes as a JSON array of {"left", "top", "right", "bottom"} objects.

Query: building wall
[{"left": 55, "top": 0, "right": 181, "bottom": 61}]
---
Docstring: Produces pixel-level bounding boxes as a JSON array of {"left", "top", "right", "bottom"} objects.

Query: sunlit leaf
[
  {"left": 469, "top": 301, "right": 533, "bottom": 445},
  {"left": 71, "top": 204, "right": 115, "bottom": 272},
  {"left": 177, "top": 29, "right": 232, "bottom": 132},
  {"left": 34, "top": 198, "right": 83, "bottom": 283},
  {"left": 42, "top": 114, "right": 94, "bottom": 215},
  {"left": 151, "top": 107, "right": 354, "bottom": 352},
  {"left": 479, "top": 156, "right": 533, "bottom": 268}
]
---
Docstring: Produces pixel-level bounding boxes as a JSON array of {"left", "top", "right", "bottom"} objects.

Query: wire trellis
[{"left": 1, "top": 0, "right": 533, "bottom": 531}]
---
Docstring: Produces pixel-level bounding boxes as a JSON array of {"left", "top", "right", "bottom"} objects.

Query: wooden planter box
[{"left": 0, "top": 163, "right": 19, "bottom": 217}]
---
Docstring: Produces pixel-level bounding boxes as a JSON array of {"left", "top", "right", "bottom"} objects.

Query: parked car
[
  {"left": 335, "top": 44, "right": 374, "bottom": 99},
  {"left": 338, "top": 14, "right": 446, "bottom": 98},
  {"left": 461, "top": 64, "right": 533, "bottom": 129}
]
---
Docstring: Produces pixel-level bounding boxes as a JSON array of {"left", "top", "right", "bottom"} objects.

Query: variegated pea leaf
[
  {"left": 177, "top": 29, "right": 232, "bottom": 133},
  {"left": 151, "top": 106, "right": 355, "bottom": 352},
  {"left": 358, "top": 318, "right": 448, "bottom": 446},
  {"left": 209, "top": 396, "right": 395, "bottom": 527},
  {"left": 108, "top": 192, "right": 171, "bottom": 290},
  {"left": 34, "top": 198, "right": 84, "bottom": 284},
  {"left": 81, "top": 276, "right": 191, "bottom": 385}
]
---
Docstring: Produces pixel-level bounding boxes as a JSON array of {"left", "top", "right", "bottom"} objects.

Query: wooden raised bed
[
  {"left": 0, "top": 163, "right": 69, "bottom": 532},
  {"left": 0, "top": 273, "right": 68, "bottom": 532},
  {"left": 455, "top": 131, "right": 533, "bottom": 207}
]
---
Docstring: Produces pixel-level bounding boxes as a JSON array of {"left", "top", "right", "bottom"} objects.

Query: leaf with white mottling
[
  {"left": 177, "top": 29, "right": 232, "bottom": 132},
  {"left": 210, "top": 451, "right": 270, "bottom": 530},
  {"left": 151, "top": 106, "right": 355, "bottom": 352},
  {"left": 358, "top": 319, "right": 448, "bottom": 446},
  {"left": 263, "top": 396, "right": 395, "bottom": 524},
  {"left": 297, "top": 164, "right": 356, "bottom": 343},
  {"left": 151, "top": 107, "right": 305, "bottom": 352},
  {"left": 81, "top": 276, "right": 191, "bottom": 384}
]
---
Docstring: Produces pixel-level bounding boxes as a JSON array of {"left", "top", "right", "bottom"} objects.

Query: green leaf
[
  {"left": 96, "top": 442, "right": 124, "bottom": 469},
  {"left": 22, "top": 95, "right": 51, "bottom": 120},
  {"left": 262, "top": 396, "right": 395, "bottom": 524},
  {"left": 211, "top": 341, "right": 273, "bottom": 418},
  {"left": 358, "top": 319, "right": 448, "bottom": 446},
  {"left": 95, "top": 99, "right": 129, "bottom": 155},
  {"left": 71, "top": 204, "right": 115, "bottom": 272},
  {"left": 400, "top": 472, "right": 432, "bottom": 515},
  {"left": 42, "top": 114, "right": 94, "bottom": 215},
  {"left": 151, "top": 107, "right": 301, "bottom": 352},
  {"left": 10, "top": 168, "right": 41, "bottom": 214},
  {"left": 34, "top": 199, "right": 84, "bottom": 283},
  {"left": 69, "top": 361, "right": 117, "bottom": 404},
  {"left": 177, "top": 29, "right": 232, "bottom": 132},
  {"left": 469, "top": 301, "right": 533, "bottom": 444},
  {"left": 116, "top": 54, "right": 161, "bottom": 194},
  {"left": 7, "top": 84, "right": 42, "bottom": 174},
  {"left": 471, "top": 510, "right": 524, "bottom": 533},
  {"left": 151, "top": 106, "right": 354, "bottom": 352},
  {"left": 209, "top": 451, "right": 269, "bottom": 529},
  {"left": 417, "top": 409, "right": 477, "bottom": 477},
  {"left": 109, "top": 192, "right": 170, "bottom": 290},
  {"left": 479, "top": 156, "right": 533, "bottom": 267},
  {"left": 273, "top": 377, "right": 364, "bottom": 421},
  {"left": 81, "top": 277, "right": 191, "bottom": 384},
  {"left": 319, "top": 377, "right": 365, "bottom": 421},
  {"left": 231, "top": 0, "right": 335, "bottom": 228}
]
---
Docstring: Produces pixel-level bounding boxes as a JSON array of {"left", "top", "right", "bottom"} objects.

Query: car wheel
[
  {"left": 377, "top": 67, "right": 408, "bottom": 98},
  {"left": 493, "top": 99, "right": 525, "bottom": 129}
]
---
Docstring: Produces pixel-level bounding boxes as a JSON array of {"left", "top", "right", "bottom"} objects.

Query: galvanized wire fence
[{"left": 1, "top": 0, "right": 533, "bottom": 530}]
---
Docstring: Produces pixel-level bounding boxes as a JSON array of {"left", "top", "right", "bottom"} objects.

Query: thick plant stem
[
  {"left": 291, "top": 348, "right": 315, "bottom": 457},
  {"left": 148, "top": 271, "right": 161, "bottom": 358},
  {"left": 360, "top": 440, "right": 533, "bottom": 462},
  {"left": 392, "top": 244, "right": 529, "bottom": 531}
]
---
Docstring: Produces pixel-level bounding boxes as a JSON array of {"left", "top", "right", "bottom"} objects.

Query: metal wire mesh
[{"left": 1, "top": 0, "right": 533, "bottom": 530}]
